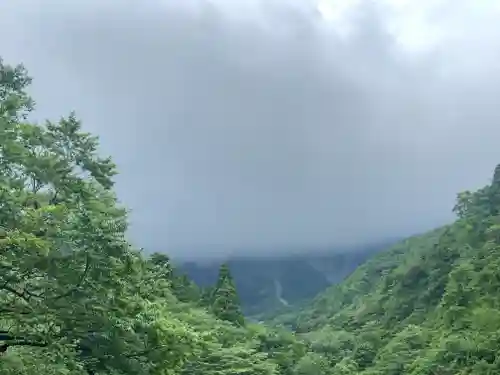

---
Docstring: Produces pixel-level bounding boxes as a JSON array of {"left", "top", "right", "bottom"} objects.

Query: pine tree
[{"left": 211, "top": 263, "right": 245, "bottom": 326}]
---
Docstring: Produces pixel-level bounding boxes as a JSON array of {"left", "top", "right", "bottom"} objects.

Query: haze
[{"left": 1, "top": 0, "right": 500, "bottom": 260}]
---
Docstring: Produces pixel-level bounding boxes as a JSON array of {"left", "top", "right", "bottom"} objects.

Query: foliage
[
  {"left": 209, "top": 263, "right": 246, "bottom": 326},
  {"left": 268, "top": 164, "right": 500, "bottom": 373}
]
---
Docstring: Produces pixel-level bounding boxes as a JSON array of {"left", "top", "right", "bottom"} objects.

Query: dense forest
[{"left": 2, "top": 57, "right": 500, "bottom": 374}]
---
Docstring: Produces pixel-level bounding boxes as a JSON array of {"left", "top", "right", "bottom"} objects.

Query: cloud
[{"left": 1, "top": 0, "right": 500, "bottom": 260}]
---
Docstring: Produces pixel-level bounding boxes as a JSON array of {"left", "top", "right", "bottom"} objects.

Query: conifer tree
[{"left": 211, "top": 263, "right": 245, "bottom": 326}]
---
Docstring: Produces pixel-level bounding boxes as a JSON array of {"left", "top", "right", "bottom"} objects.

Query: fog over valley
[{"left": 2, "top": 0, "right": 500, "bottom": 259}]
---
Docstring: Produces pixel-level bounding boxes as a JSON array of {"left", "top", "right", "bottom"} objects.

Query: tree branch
[
  {"left": 0, "top": 332, "right": 48, "bottom": 354},
  {"left": 0, "top": 282, "right": 32, "bottom": 304}
]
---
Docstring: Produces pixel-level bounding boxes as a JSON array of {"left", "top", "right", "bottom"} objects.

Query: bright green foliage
[
  {"left": 251, "top": 324, "right": 307, "bottom": 375},
  {"left": 181, "top": 342, "right": 276, "bottom": 375},
  {"left": 210, "top": 263, "right": 246, "bottom": 326},
  {"left": 0, "top": 57, "right": 145, "bottom": 373},
  {"left": 146, "top": 253, "right": 200, "bottom": 303},
  {"left": 171, "top": 274, "right": 201, "bottom": 303},
  {"left": 292, "top": 352, "right": 331, "bottom": 375}
]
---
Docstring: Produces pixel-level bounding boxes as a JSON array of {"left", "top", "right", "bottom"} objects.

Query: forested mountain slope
[
  {"left": 179, "top": 244, "right": 393, "bottom": 317},
  {"left": 270, "top": 168, "right": 500, "bottom": 374},
  {"left": 267, "top": 228, "right": 446, "bottom": 329}
]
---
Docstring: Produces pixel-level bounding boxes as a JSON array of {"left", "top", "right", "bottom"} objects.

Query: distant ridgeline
[{"left": 178, "top": 241, "right": 397, "bottom": 317}]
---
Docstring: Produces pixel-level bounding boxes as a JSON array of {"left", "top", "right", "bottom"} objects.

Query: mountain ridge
[{"left": 178, "top": 240, "right": 398, "bottom": 316}]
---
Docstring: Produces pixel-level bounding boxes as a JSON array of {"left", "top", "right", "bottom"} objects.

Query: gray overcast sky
[{"left": 1, "top": 0, "right": 500, "bottom": 260}]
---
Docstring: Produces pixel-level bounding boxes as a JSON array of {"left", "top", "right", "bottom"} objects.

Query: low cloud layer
[{"left": 1, "top": 0, "right": 500, "bottom": 259}]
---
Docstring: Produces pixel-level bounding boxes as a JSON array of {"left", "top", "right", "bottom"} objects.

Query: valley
[
  {"left": 178, "top": 242, "right": 394, "bottom": 317},
  {"left": 3, "top": 57, "right": 500, "bottom": 375}
]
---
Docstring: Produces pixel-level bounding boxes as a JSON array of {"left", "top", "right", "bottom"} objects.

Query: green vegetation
[
  {"left": 180, "top": 246, "right": 387, "bottom": 317},
  {"left": 3, "top": 56, "right": 500, "bottom": 374},
  {"left": 268, "top": 174, "right": 500, "bottom": 373}
]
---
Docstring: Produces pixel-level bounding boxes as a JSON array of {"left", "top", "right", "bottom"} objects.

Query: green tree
[
  {"left": 0, "top": 58, "right": 197, "bottom": 375},
  {"left": 211, "top": 264, "right": 245, "bottom": 326},
  {"left": 293, "top": 352, "right": 331, "bottom": 375},
  {"left": 251, "top": 325, "right": 307, "bottom": 375},
  {"left": 0, "top": 58, "right": 127, "bottom": 371},
  {"left": 181, "top": 341, "right": 276, "bottom": 375},
  {"left": 171, "top": 274, "right": 201, "bottom": 304}
]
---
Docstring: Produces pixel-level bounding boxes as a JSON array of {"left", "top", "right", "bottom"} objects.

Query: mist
[{"left": 1, "top": 0, "right": 500, "bottom": 260}]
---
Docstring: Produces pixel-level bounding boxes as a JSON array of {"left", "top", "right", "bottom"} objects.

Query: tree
[
  {"left": 210, "top": 264, "right": 245, "bottom": 326},
  {"left": 293, "top": 352, "right": 331, "bottom": 375},
  {"left": 181, "top": 341, "right": 276, "bottom": 375},
  {"left": 0, "top": 58, "right": 197, "bottom": 375},
  {"left": 0, "top": 58, "right": 124, "bottom": 368}
]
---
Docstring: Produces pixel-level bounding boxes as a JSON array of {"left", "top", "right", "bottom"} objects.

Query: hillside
[
  {"left": 268, "top": 167, "right": 500, "bottom": 374},
  {"left": 266, "top": 228, "right": 445, "bottom": 329},
  {"left": 179, "top": 243, "right": 394, "bottom": 317}
]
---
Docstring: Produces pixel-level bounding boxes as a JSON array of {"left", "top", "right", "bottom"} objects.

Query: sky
[{"left": 1, "top": 0, "right": 500, "bottom": 260}]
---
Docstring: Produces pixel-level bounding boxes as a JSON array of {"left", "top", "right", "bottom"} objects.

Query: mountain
[
  {"left": 178, "top": 241, "right": 396, "bottom": 317},
  {"left": 266, "top": 166, "right": 500, "bottom": 374}
]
